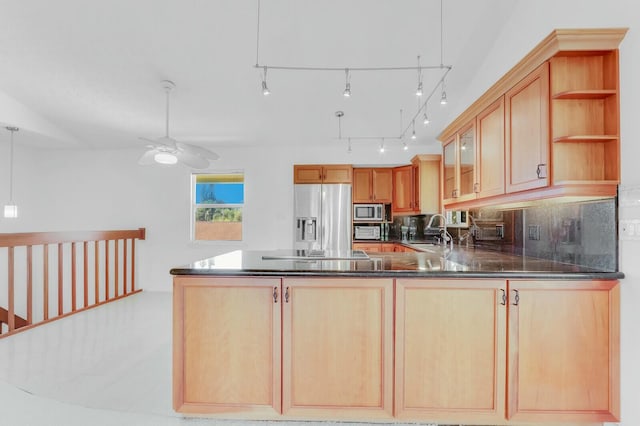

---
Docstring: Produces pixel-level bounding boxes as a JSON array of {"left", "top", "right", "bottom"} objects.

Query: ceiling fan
[{"left": 138, "top": 80, "right": 219, "bottom": 169}]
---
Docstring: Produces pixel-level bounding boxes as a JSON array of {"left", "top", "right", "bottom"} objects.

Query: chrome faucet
[{"left": 426, "top": 214, "right": 453, "bottom": 249}]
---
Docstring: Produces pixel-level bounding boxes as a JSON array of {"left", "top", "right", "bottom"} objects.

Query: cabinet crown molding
[{"left": 438, "top": 28, "right": 628, "bottom": 142}]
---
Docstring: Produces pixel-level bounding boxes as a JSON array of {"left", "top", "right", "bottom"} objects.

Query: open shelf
[
  {"left": 552, "top": 89, "right": 616, "bottom": 100},
  {"left": 553, "top": 135, "right": 618, "bottom": 143}
]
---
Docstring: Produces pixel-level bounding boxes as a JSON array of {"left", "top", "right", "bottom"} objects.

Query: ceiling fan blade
[
  {"left": 176, "top": 150, "right": 210, "bottom": 169},
  {"left": 138, "top": 149, "right": 159, "bottom": 165},
  {"left": 176, "top": 141, "right": 220, "bottom": 160}
]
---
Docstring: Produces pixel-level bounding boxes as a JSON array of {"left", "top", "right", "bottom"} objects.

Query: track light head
[
  {"left": 343, "top": 83, "right": 351, "bottom": 97},
  {"left": 423, "top": 113, "right": 430, "bottom": 126},
  {"left": 262, "top": 80, "right": 270, "bottom": 96},
  {"left": 343, "top": 69, "right": 351, "bottom": 97},
  {"left": 416, "top": 82, "right": 423, "bottom": 97},
  {"left": 403, "top": 141, "right": 408, "bottom": 151},
  {"left": 440, "top": 90, "right": 448, "bottom": 105},
  {"left": 411, "top": 131, "right": 417, "bottom": 140}
]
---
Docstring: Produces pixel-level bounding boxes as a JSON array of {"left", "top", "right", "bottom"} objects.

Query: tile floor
[{"left": 0, "top": 291, "right": 481, "bottom": 426}]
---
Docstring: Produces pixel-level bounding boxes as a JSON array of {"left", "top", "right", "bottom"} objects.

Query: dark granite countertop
[{"left": 170, "top": 246, "right": 623, "bottom": 280}]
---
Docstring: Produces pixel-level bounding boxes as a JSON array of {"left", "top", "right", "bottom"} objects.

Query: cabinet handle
[
  {"left": 474, "top": 183, "right": 480, "bottom": 193},
  {"left": 273, "top": 286, "right": 278, "bottom": 304},
  {"left": 512, "top": 289, "right": 520, "bottom": 306},
  {"left": 285, "top": 286, "right": 290, "bottom": 303},
  {"left": 500, "top": 289, "right": 506, "bottom": 305},
  {"left": 536, "top": 164, "right": 547, "bottom": 179}
]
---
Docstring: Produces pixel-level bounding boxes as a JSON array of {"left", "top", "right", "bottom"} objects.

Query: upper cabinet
[
  {"left": 442, "top": 121, "right": 476, "bottom": 205},
  {"left": 476, "top": 97, "right": 506, "bottom": 198},
  {"left": 550, "top": 50, "right": 620, "bottom": 184},
  {"left": 393, "top": 155, "right": 441, "bottom": 215},
  {"left": 505, "top": 62, "right": 550, "bottom": 193},
  {"left": 353, "top": 168, "right": 393, "bottom": 203},
  {"left": 438, "top": 28, "right": 627, "bottom": 209},
  {"left": 293, "top": 165, "right": 353, "bottom": 184}
]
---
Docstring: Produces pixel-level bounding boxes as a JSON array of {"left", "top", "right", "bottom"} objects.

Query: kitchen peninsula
[{"left": 171, "top": 247, "right": 622, "bottom": 425}]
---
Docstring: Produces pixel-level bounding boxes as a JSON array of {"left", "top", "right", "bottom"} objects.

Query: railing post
[
  {"left": 8, "top": 247, "right": 15, "bottom": 332},
  {"left": 58, "top": 243, "right": 63, "bottom": 316},
  {"left": 27, "top": 245, "right": 33, "bottom": 324},
  {"left": 43, "top": 244, "right": 49, "bottom": 321},
  {"left": 115, "top": 239, "right": 120, "bottom": 298},
  {"left": 71, "top": 242, "right": 77, "bottom": 312}
]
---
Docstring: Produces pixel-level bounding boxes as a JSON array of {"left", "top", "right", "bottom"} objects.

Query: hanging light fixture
[
  {"left": 4, "top": 126, "right": 19, "bottom": 218},
  {"left": 379, "top": 138, "right": 385, "bottom": 153},
  {"left": 343, "top": 68, "right": 351, "bottom": 97},
  {"left": 261, "top": 66, "right": 270, "bottom": 96},
  {"left": 411, "top": 120, "right": 417, "bottom": 140},
  {"left": 423, "top": 111, "right": 430, "bottom": 126},
  {"left": 415, "top": 56, "right": 423, "bottom": 97},
  {"left": 254, "top": 0, "right": 453, "bottom": 142},
  {"left": 440, "top": 79, "right": 448, "bottom": 105},
  {"left": 403, "top": 140, "right": 408, "bottom": 151}
]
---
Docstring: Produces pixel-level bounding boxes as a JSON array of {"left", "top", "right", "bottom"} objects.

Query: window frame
[{"left": 190, "top": 170, "right": 245, "bottom": 242}]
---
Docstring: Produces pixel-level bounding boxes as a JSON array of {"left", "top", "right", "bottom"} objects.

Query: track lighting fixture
[
  {"left": 4, "top": 126, "right": 19, "bottom": 218},
  {"left": 261, "top": 66, "right": 270, "bottom": 96},
  {"left": 273, "top": 0, "right": 453, "bottom": 145},
  {"left": 415, "top": 56, "right": 423, "bottom": 97},
  {"left": 343, "top": 69, "right": 351, "bottom": 97},
  {"left": 379, "top": 138, "right": 385, "bottom": 153},
  {"left": 403, "top": 141, "right": 408, "bottom": 151}
]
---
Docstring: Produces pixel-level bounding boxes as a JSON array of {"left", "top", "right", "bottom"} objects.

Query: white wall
[{"left": 0, "top": 142, "right": 435, "bottom": 293}]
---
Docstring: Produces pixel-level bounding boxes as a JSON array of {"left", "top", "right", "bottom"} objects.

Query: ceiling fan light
[
  {"left": 4, "top": 204, "right": 18, "bottom": 218},
  {"left": 154, "top": 152, "right": 178, "bottom": 165}
]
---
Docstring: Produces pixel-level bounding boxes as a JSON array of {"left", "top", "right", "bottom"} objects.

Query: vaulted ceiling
[{"left": 0, "top": 0, "right": 515, "bottom": 152}]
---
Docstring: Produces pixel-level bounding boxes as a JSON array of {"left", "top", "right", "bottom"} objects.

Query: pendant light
[
  {"left": 261, "top": 66, "right": 270, "bottom": 95},
  {"left": 4, "top": 126, "right": 19, "bottom": 218},
  {"left": 343, "top": 69, "right": 351, "bottom": 97},
  {"left": 411, "top": 120, "right": 417, "bottom": 140},
  {"left": 415, "top": 56, "right": 423, "bottom": 97}
]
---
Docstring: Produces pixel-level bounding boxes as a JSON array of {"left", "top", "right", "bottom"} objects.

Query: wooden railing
[{"left": 0, "top": 228, "right": 145, "bottom": 337}]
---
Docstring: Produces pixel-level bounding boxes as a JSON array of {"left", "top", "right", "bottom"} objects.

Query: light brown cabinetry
[
  {"left": 282, "top": 278, "right": 394, "bottom": 419},
  {"left": 395, "top": 279, "right": 506, "bottom": 422},
  {"left": 476, "top": 97, "right": 506, "bottom": 198},
  {"left": 392, "top": 165, "right": 414, "bottom": 213},
  {"left": 393, "top": 155, "right": 441, "bottom": 215},
  {"left": 174, "top": 274, "right": 620, "bottom": 424},
  {"left": 395, "top": 278, "right": 620, "bottom": 424},
  {"left": 352, "top": 242, "right": 382, "bottom": 253},
  {"left": 550, "top": 51, "right": 620, "bottom": 184},
  {"left": 507, "top": 280, "right": 620, "bottom": 423},
  {"left": 438, "top": 28, "right": 626, "bottom": 209},
  {"left": 353, "top": 168, "right": 392, "bottom": 203},
  {"left": 505, "top": 62, "right": 550, "bottom": 193},
  {"left": 293, "top": 164, "right": 353, "bottom": 184},
  {"left": 173, "top": 276, "right": 282, "bottom": 416},
  {"left": 442, "top": 121, "right": 476, "bottom": 204}
]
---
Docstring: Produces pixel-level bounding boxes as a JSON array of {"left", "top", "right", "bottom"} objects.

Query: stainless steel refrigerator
[{"left": 294, "top": 184, "right": 352, "bottom": 252}]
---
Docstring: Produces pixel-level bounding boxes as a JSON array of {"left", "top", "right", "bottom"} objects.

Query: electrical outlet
[
  {"left": 619, "top": 219, "right": 640, "bottom": 240},
  {"left": 528, "top": 224, "right": 540, "bottom": 240}
]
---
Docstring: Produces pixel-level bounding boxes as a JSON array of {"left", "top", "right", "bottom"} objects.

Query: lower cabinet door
[
  {"left": 507, "top": 280, "right": 620, "bottom": 423},
  {"left": 395, "top": 279, "right": 507, "bottom": 423},
  {"left": 282, "top": 278, "right": 394, "bottom": 420},
  {"left": 173, "top": 276, "right": 282, "bottom": 416}
]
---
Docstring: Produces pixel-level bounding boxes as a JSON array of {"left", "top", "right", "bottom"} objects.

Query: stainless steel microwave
[{"left": 353, "top": 204, "right": 384, "bottom": 221}]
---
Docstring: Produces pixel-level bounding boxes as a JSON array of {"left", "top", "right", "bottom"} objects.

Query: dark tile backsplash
[{"left": 393, "top": 199, "right": 618, "bottom": 271}]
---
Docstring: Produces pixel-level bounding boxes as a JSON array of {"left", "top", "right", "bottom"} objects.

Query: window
[{"left": 192, "top": 172, "right": 244, "bottom": 241}]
